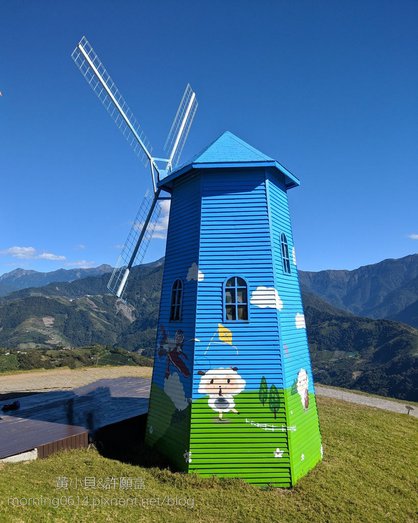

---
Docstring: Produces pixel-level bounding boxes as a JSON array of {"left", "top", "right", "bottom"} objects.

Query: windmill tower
[{"left": 72, "top": 38, "right": 322, "bottom": 488}]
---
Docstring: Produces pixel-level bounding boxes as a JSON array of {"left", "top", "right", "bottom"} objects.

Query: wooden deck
[{"left": 0, "top": 376, "right": 150, "bottom": 460}]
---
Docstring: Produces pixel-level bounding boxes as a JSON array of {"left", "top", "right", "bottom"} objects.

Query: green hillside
[
  {"left": 390, "top": 298, "right": 418, "bottom": 329},
  {"left": 0, "top": 396, "right": 416, "bottom": 523},
  {"left": 0, "top": 261, "right": 163, "bottom": 352},
  {"left": 0, "top": 346, "right": 151, "bottom": 377},
  {"left": 304, "top": 291, "right": 418, "bottom": 400}
]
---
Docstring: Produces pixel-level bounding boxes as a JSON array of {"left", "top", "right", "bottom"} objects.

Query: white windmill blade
[
  {"left": 71, "top": 36, "right": 155, "bottom": 171},
  {"left": 164, "top": 84, "right": 198, "bottom": 170},
  {"left": 108, "top": 190, "right": 162, "bottom": 299}
]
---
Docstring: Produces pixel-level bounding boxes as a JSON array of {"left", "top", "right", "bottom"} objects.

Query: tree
[
  {"left": 259, "top": 376, "right": 268, "bottom": 406},
  {"left": 269, "top": 385, "right": 281, "bottom": 419}
]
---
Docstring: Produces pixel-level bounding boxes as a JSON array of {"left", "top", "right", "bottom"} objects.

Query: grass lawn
[{"left": 0, "top": 396, "right": 416, "bottom": 523}]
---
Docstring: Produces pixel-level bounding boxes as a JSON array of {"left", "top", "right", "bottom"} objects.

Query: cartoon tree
[
  {"left": 269, "top": 385, "right": 281, "bottom": 419},
  {"left": 259, "top": 376, "right": 268, "bottom": 406}
]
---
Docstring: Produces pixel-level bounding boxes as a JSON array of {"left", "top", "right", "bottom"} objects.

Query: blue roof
[
  {"left": 192, "top": 131, "right": 274, "bottom": 163},
  {"left": 159, "top": 131, "right": 300, "bottom": 189}
]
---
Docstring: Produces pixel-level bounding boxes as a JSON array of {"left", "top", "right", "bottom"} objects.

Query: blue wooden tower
[{"left": 145, "top": 131, "right": 322, "bottom": 487}]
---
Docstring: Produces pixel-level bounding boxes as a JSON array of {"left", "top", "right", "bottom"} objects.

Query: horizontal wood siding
[
  {"left": 147, "top": 161, "right": 321, "bottom": 486},
  {"left": 267, "top": 171, "right": 322, "bottom": 484},
  {"left": 190, "top": 169, "right": 291, "bottom": 487},
  {"left": 145, "top": 173, "right": 201, "bottom": 470}
]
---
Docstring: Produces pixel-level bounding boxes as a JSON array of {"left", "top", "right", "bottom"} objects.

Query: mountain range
[
  {"left": 2, "top": 254, "right": 417, "bottom": 327},
  {"left": 299, "top": 254, "right": 418, "bottom": 327},
  {"left": 0, "top": 255, "right": 416, "bottom": 400},
  {"left": 0, "top": 265, "right": 113, "bottom": 297}
]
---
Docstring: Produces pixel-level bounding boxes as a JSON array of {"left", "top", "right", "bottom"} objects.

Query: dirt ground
[
  {"left": 315, "top": 384, "right": 417, "bottom": 418},
  {"left": 0, "top": 366, "right": 152, "bottom": 399}
]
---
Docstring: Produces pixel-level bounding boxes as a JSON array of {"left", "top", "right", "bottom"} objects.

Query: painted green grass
[
  {"left": 189, "top": 391, "right": 292, "bottom": 486},
  {"left": 0, "top": 396, "right": 416, "bottom": 522},
  {"left": 189, "top": 391, "right": 321, "bottom": 486},
  {"left": 146, "top": 384, "right": 321, "bottom": 486},
  {"left": 146, "top": 383, "right": 191, "bottom": 471},
  {"left": 285, "top": 390, "right": 322, "bottom": 482}
]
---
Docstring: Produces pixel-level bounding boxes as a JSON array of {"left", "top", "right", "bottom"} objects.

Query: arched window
[
  {"left": 281, "top": 233, "right": 291, "bottom": 274},
  {"left": 170, "top": 279, "right": 183, "bottom": 321},
  {"left": 224, "top": 276, "right": 248, "bottom": 321}
]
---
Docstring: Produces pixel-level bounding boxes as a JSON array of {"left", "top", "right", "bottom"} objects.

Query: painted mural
[
  {"left": 296, "top": 368, "right": 309, "bottom": 410},
  {"left": 145, "top": 325, "right": 193, "bottom": 471},
  {"left": 158, "top": 326, "right": 190, "bottom": 379},
  {"left": 187, "top": 317, "right": 322, "bottom": 486},
  {"left": 197, "top": 367, "right": 245, "bottom": 421},
  {"left": 146, "top": 281, "right": 322, "bottom": 485}
]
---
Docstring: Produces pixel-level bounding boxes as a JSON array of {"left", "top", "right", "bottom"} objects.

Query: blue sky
[{"left": 1, "top": 0, "right": 417, "bottom": 276}]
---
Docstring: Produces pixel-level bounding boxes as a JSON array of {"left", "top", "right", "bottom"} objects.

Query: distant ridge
[
  {"left": 299, "top": 254, "right": 418, "bottom": 327},
  {"left": 3, "top": 254, "right": 417, "bottom": 328},
  {"left": 0, "top": 265, "right": 113, "bottom": 297}
]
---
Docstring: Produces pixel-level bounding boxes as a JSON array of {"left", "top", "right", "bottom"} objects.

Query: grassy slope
[{"left": 0, "top": 397, "right": 416, "bottom": 523}]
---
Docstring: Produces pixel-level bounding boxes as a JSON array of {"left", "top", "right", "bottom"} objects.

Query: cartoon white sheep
[
  {"left": 198, "top": 367, "right": 246, "bottom": 421},
  {"left": 296, "top": 368, "right": 309, "bottom": 410}
]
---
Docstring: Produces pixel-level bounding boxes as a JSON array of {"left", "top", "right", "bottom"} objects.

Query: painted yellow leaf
[{"left": 218, "top": 323, "right": 232, "bottom": 345}]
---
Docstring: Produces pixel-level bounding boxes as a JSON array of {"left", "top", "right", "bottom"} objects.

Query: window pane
[
  {"left": 280, "top": 234, "right": 291, "bottom": 275},
  {"left": 237, "top": 288, "right": 247, "bottom": 304},
  {"left": 226, "top": 305, "right": 236, "bottom": 320},
  {"left": 170, "top": 280, "right": 182, "bottom": 321},
  {"left": 224, "top": 276, "right": 248, "bottom": 321},
  {"left": 225, "top": 289, "right": 235, "bottom": 304},
  {"left": 238, "top": 305, "right": 248, "bottom": 320}
]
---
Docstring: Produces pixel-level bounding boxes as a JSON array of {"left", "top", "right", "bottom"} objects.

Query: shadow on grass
[{"left": 93, "top": 414, "right": 171, "bottom": 470}]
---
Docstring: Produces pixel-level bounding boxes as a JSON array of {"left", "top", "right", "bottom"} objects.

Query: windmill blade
[
  {"left": 164, "top": 84, "right": 198, "bottom": 169},
  {"left": 71, "top": 36, "right": 154, "bottom": 170},
  {"left": 108, "top": 190, "right": 163, "bottom": 299}
]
